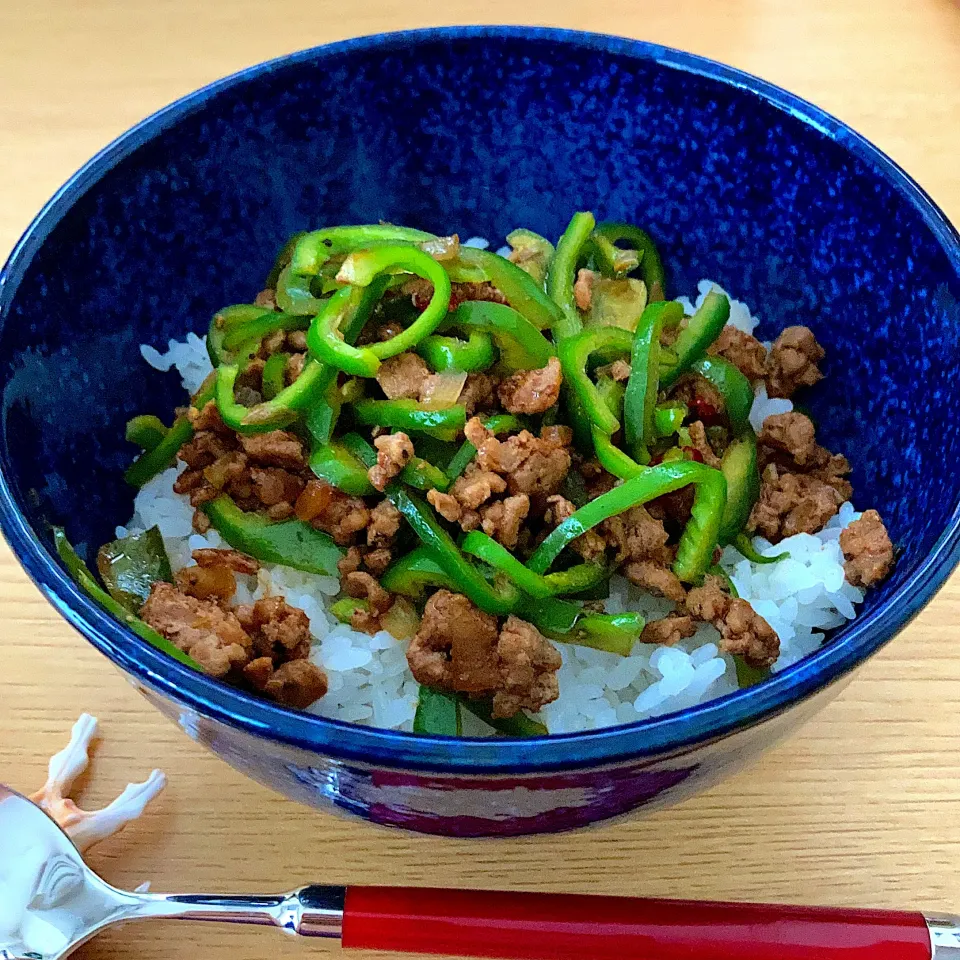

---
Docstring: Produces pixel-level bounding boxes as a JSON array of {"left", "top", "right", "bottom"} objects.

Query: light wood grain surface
[{"left": 2, "top": 2, "right": 960, "bottom": 957}]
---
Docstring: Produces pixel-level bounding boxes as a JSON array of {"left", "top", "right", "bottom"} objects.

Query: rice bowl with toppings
[{"left": 52, "top": 216, "right": 894, "bottom": 738}]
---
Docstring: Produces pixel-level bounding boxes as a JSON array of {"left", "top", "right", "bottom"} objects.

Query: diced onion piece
[
  {"left": 381, "top": 596, "right": 420, "bottom": 640},
  {"left": 419, "top": 235, "right": 461, "bottom": 262},
  {"left": 419, "top": 370, "right": 468, "bottom": 410}
]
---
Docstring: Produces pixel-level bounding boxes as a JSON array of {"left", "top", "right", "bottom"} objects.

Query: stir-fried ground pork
[
  {"left": 758, "top": 411, "right": 821, "bottom": 467},
  {"left": 685, "top": 576, "right": 779, "bottom": 668},
  {"left": 573, "top": 268, "right": 597, "bottom": 311},
  {"left": 376, "top": 353, "right": 430, "bottom": 400},
  {"left": 765, "top": 325, "right": 825, "bottom": 398},
  {"left": 685, "top": 420, "right": 722, "bottom": 469},
  {"left": 640, "top": 613, "right": 697, "bottom": 646},
  {"left": 624, "top": 561, "right": 686, "bottom": 603},
  {"left": 543, "top": 495, "right": 607, "bottom": 562},
  {"left": 368, "top": 432, "right": 415, "bottom": 491},
  {"left": 840, "top": 509, "right": 894, "bottom": 587},
  {"left": 749, "top": 464, "right": 844, "bottom": 541},
  {"left": 497, "top": 358, "right": 563, "bottom": 415},
  {"left": 192, "top": 548, "right": 260, "bottom": 575},
  {"left": 708, "top": 326, "right": 767, "bottom": 381},
  {"left": 141, "top": 577, "right": 328, "bottom": 709},
  {"left": 406, "top": 591, "right": 561, "bottom": 718}
]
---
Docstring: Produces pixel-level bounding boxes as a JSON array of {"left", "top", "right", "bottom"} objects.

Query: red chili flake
[
  {"left": 688, "top": 396, "right": 720, "bottom": 423},
  {"left": 683, "top": 446, "right": 705, "bottom": 463}
]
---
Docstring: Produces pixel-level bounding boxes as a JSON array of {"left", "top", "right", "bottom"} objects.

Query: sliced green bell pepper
[
  {"left": 444, "top": 414, "right": 521, "bottom": 482},
  {"left": 558, "top": 326, "right": 634, "bottom": 437},
  {"left": 380, "top": 546, "right": 456, "bottom": 599},
  {"left": 505, "top": 228, "right": 555, "bottom": 285},
  {"left": 414, "top": 686, "right": 462, "bottom": 735},
  {"left": 352, "top": 399, "right": 466, "bottom": 434},
  {"left": 546, "top": 211, "right": 596, "bottom": 339},
  {"left": 202, "top": 495, "right": 343, "bottom": 575},
  {"left": 441, "top": 301, "right": 555, "bottom": 371},
  {"left": 593, "top": 221, "right": 667, "bottom": 302},
  {"left": 125, "top": 414, "right": 169, "bottom": 452},
  {"left": 660, "top": 290, "right": 731, "bottom": 387},
  {"left": 417, "top": 329, "right": 495, "bottom": 372},
  {"left": 261, "top": 351, "right": 289, "bottom": 401},
  {"left": 459, "top": 697, "right": 548, "bottom": 736},
  {"left": 96, "top": 527, "right": 173, "bottom": 613},
  {"left": 529, "top": 460, "right": 727, "bottom": 584},
  {"left": 692, "top": 355, "right": 754, "bottom": 434}
]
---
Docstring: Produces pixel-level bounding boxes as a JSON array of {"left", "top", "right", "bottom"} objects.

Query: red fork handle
[{"left": 342, "top": 886, "right": 936, "bottom": 960}]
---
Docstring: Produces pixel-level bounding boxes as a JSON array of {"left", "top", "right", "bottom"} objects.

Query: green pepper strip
[
  {"left": 445, "top": 414, "right": 521, "bottom": 482},
  {"left": 624, "top": 301, "right": 685, "bottom": 461},
  {"left": 505, "top": 228, "right": 555, "bottom": 286},
  {"left": 546, "top": 211, "right": 596, "bottom": 339},
  {"left": 288, "top": 225, "right": 437, "bottom": 277},
  {"left": 520, "top": 597, "right": 643, "bottom": 657},
  {"left": 529, "top": 461, "right": 727, "bottom": 584},
  {"left": 735, "top": 656, "right": 771, "bottom": 688},
  {"left": 660, "top": 290, "right": 731, "bottom": 388},
  {"left": 460, "top": 531, "right": 608, "bottom": 599},
  {"left": 440, "top": 301, "right": 556, "bottom": 372},
  {"left": 385, "top": 486, "right": 519, "bottom": 616},
  {"left": 125, "top": 377, "right": 215, "bottom": 488},
  {"left": 655, "top": 403, "right": 687, "bottom": 438},
  {"left": 380, "top": 546, "right": 456, "bottom": 599},
  {"left": 304, "top": 281, "right": 388, "bottom": 446},
  {"left": 261, "top": 352, "right": 288, "bottom": 401},
  {"left": 306, "top": 287, "right": 382, "bottom": 377},
  {"left": 125, "top": 414, "right": 168, "bottom": 452},
  {"left": 218, "top": 281, "right": 387, "bottom": 433},
  {"left": 353, "top": 399, "right": 466, "bottom": 434},
  {"left": 456, "top": 246, "right": 562, "bottom": 332},
  {"left": 692, "top": 356, "right": 754, "bottom": 434},
  {"left": 308, "top": 245, "right": 451, "bottom": 375},
  {"left": 589, "top": 232, "right": 640, "bottom": 278},
  {"left": 220, "top": 312, "right": 310, "bottom": 353},
  {"left": 97, "top": 527, "right": 173, "bottom": 612},
  {"left": 417, "top": 329, "right": 495, "bottom": 372},
  {"left": 414, "top": 686, "right": 462, "bottom": 735},
  {"left": 559, "top": 326, "right": 634, "bottom": 437},
  {"left": 202, "top": 495, "right": 343, "bottom": 576},
  {"left": 331, "top": 598, "right": 368, "bottom": 623},
  {"left": 275, "top": 264, "right": 328, "bottom": 316},
  {"left": 718, "top": 433, "right": 761, "bottom": 545},
  {"left": 734, "top": 533, "right": 789, "bottom": 565},
  {"left": 593, "top": 222, "right": 667, "bottom": 302},
  {"left": 53, "top": 528, "right": 199, "bottom": 669},
  {"left": 207, "top": 304, "right": 274, "bottom": 367},
  {"left": 309, "top": 441, "right": 376, "bottom": 496},
  {"left": 265, "top": 231, "right": 307, "bottom": 289},
  {"left": 459, "top": 698, "right": 548, "bottom": 737}
]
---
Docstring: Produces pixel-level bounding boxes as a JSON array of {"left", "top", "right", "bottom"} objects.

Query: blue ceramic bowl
[{"left": 2, "top": 27, "right": 960, "bottom": 836}]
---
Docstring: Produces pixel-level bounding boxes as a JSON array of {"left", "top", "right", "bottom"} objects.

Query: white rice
[{"left": 131, "top": 276, "right": 865, "bottom": 734}]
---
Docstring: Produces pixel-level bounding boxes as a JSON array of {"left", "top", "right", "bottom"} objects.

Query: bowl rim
[{"left": 2, "top": 25, "right": 960, "bottom": 774}]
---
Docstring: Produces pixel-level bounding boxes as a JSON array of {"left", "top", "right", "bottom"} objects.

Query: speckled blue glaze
[{"left": 2, "top": 27, "right": 960, "bottom": 836}]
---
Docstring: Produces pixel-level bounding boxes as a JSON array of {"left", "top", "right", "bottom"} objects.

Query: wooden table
[{"left": 2, "top": 1, "right": 959, "bottom": 957}]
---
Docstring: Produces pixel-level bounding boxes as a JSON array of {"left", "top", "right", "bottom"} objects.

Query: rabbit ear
[
  {"left": 66, "top": 769, "right": 166, "bottom": 853},
  {"left": 30, "top": 713, "right": 98, "bottom": 811}
]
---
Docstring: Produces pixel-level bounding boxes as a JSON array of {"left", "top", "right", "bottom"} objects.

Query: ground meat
[
  {"left": 192, "top": 511, "right": 212, "bottom": 534},
  {"left": 596, "top": 359, "right": 632, "bottom": 382},
  {"left": 543, "top": 495, "right": 607, "bottom": 562},
  {"left": 471, "top": 426, "right": 571, "bottom": 500},
  {"left": 344, "top": 571, "right": 393, "bottom": 615},
  {"left": 460, "top": 372, "right": 498, "bottom": 416},
  {"left": 748, "top": 463, "right": 843, "bottom": 540},
  {"left": 708, "top": 326, "right": 767, "bottom": 381},
  {"left": 685, "top": 576, "right": 779, "bottom": 668},
  {"left": 367, "top": 499, "right": 402, "bottom": 548},
  {"left": 640, "top": 614, "right": 698, "bottom": 646},
  {"left": 808, "top": 453, "right": 854, "bottom": 501},
  {"left": 337, "top": 546, "right": 365, "bottom": 577},
  {"left": 191, "top": 548, "right": 260, "bottom": 575},
  {"left": 174, "top": 565, "right": 237, "bottom": 603},
  {"left": 685, "top": 420, "right": 722, "bottom": 469},
  {"left": 623, "top": 561, "right": 686, "bottom": 603},
  {"left": 178, "top": 431, "right": 231, "bottom": 471},
  {"left": 540, "top": 425, "right": 574, "bottom": 448},
  {"left": 140, "top": 582, "right": 251, "bottom": 678},
  {"left": 840, "top": 509, "right": 894, "bottom": 587},
  {"left": 497, "top": 357, "right": 563, "bottom": 414},
  {"left": 765, "top": 325, "right": 824, "bottom": 398},
  {"left": 369, "top": 432, "right": 415, "bottom": 491},
  {"left": 250, "top": 467, "right": 305, "bottom": 507},
  {"left": 492, "top": 616, "right": 561, "bottom": 718},
  {"left": 376, "top": 352, "right": 430, "bottom": 400},
  {"left": 573, "top": 268, "right": 597, "bottom": 311},
  {"left": 403, "top": 278, "right": 508, "bottom": 312},
  {"left": 263, "top": 660, "right": 328, "bottom": 709},
  {"left": 297, "top": 480, "right": 370, "bottom": 545},
  {"left": 243, "top": 656, "right": 275, "bottom": 689},
  {"left": 189, "top": 400, "right": 232, "bottom": 435},
  {"left": 480, "top": 495, "right": 530, "bottom": 549},
  {"left": 239, "top": 430, "right": 306, "bottom": 470},
  {"left": 254, "top": 288, "right": 278, "bottom": 309},
  {"left": 364, "top": 548, "right": 393, "bottom": 576},
  {"left": 602, "top": 505, "right": 670, "bottom": 564},
  {"left": 427, "top": 488, "right": 463, "bottom": 523},
  {"left": 285, "top": 352, "right": 306, "bottom": 384},
  {"left": 758, "top": 412, "right": 821, "bottom": 468},
  {"left": 407, "top": 590, "right": 501, "bottom": 693},
  {"left": 260, "top": 329, "right": 287, "bottom": 356},
  {"left": 450, "top": 462, "right": 507, "bottom": 511},
  {"left": 245, "top": 596, "right": 313, "bottom": 657},
  {"left": 670, "top": 374, "right": 726, "bottom": 425}
]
